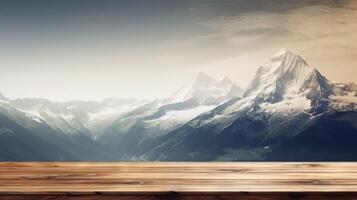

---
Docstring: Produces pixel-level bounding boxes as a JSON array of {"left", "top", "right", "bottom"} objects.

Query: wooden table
[{"left": 0, "top": 162, "right": 357, "bottom": 199}]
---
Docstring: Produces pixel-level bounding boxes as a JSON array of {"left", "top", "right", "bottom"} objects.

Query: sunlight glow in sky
[{"left": 0, "top": 0, "right": 356, "bottom": 101}]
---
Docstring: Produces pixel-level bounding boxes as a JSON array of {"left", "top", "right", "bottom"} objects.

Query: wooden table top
[{"left": 1, "top": 162, "right": 357, "bottom": 194}]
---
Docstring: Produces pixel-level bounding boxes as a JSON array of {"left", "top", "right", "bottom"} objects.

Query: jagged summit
[
  {"left": 196, "top": 72, "right": 216, "bottom": 81},
  {"left": 219, "top": 77, "right": 234, "bottom": 85},
  {"left": 271, "top": 49, "right": 309, "bottom": 73},
  {"left": 167, "top": 72, "right": 243, "bottom": 104},
  {"left": 272, "top": 48, "right": 295, "bottom": 58},
  {"left": 190, "top": 72, "right": 218, "bottom": 89},
  {"left": 244, "top": 49, "right": 332, "bottom": 105}
]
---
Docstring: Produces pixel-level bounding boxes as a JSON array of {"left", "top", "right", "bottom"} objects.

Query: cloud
[
  {"left": 198, "top": 1, "right": 356, "bottom": 42},
  {"left": 195, "top": 0, "right": 357, "bottom": 83}
]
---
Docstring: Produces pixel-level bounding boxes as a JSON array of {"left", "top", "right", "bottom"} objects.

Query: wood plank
[
  {"left": 0, "top": 163, "right": 357, "bottom": 194},
  {"left": 2, "top": 193, "right": 357, "bottom": 200}
]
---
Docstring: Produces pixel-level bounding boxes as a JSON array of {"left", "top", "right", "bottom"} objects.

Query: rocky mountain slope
[
  {"left": 142, "top": 49, "right": 357, "bottom": 161},
  {"left": 0, "top": 49, "right": 355, "bottom": 161}
]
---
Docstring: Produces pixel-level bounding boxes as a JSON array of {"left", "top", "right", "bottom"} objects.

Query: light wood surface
[{"left": 0, "top": 162, "right": 357, "bottom": 194}]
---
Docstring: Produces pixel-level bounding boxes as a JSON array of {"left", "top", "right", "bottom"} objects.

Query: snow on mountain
[
  {"left": 98, "top": 99, "right": 161, "bottom": 143},
  {"left": 172, "top": 50, "right": 336, "bottom": 132},
  {"left": 10, "top": 98, "right": 148, "bottom": 137},
  {"left": 143, "top": 49, "right": 357, "bottom": 161},
  {"left": 10, "top": 98, "right": 85, "bottom": 135},
  {"left": 187, "top": 49, "right": 330, "bottom": 130},
  {"left": 140, "top": 104, "right": 216, "bottom": 138},
  {"left": 331, "top": 82, "right": 357, "bottom": 98},
  {"left": 0, "top": 99, "right": 48, "bottom": 131},
  {"left": 103, "top": 73, "right": 243, "bottom": 138},
  {"left": 167, "top": 72, "right": 243, "bottom": 105},
  {"left": 0, "top": 48, "right": 356, "bottom": 161},
  {"left": 244, "top": 49, "right": 332, "bottom": 104},
  {"left": 86, "top": 99, "right": 150, "bottom": 138},
  {"left": 134, "top": 73, "right": 242, "bottom": 136},
  {"left": 0, "top": 71, "right": 242, "bottom": 143},
  {"left": 226, "top": 49, "right": 335, "bottom": 116},
  {"left": 330, "top": 82, "right": 357, "bottom": 110},
  {"left": 99, "top": 73, "right": 243, "bottom": 157}
]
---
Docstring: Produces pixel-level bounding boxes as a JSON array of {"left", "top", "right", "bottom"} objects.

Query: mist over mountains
[{"left": 0, "top": 49, "right": 356, "bottom": 161}]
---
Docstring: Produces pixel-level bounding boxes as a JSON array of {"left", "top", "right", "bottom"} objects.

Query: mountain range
[{"left": 0, "top": 49, "right": 356, "bottom": 161}]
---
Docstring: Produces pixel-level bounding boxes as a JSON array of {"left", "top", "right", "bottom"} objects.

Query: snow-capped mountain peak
[
  {"left": 193, "top": 72, "right": 218, "bottom": 86},
  {"left": 244, "top": 49, "right": 332, "bottom": 105},
  {"left": 219, "top": 76, "right": 235, "bottom": 86},
  {"left": 167, "top": 72, "right": 243, "bottom": 105}
]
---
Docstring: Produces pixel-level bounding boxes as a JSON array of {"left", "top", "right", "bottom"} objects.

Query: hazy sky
[{"left": 0, "top": 0, "right": 356, "bottom": 101}]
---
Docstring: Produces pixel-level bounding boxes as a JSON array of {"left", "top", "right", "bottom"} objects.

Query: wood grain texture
[
  {"left": 0, "top": 162, "right": 357, "bottom": 196},
  {"left": 2, "top": 193, "right": 357, "bottom": 200}
]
